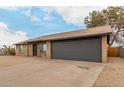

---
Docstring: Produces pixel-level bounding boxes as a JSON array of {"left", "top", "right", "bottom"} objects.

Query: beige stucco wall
[
  {"left": 102, "top": 35, "right": 108, "bottom": 63},
  {"left": 23, "top": 45, "right": 28, "bottom": 56},
  {"left": 46, "top": 41, "right": 51, "bottom": 59},
  {"left": 28, "top": 44, "right": 33, "bottom": 57},
  {"left": 15, "top": 45, "right": 28, "bottom": 56},
  {"left": 37, "top": 43, "right": 41, "bottom": 56},
  {"left": 15, "top": 45, "right": 22, "bottom": 56}
]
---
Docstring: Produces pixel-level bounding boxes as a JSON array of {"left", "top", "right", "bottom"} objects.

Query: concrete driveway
[{"left": 0, "top": 56, "right": 104, "bottom": 87}]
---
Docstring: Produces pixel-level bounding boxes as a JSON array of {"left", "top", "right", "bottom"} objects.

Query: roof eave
[
  {"left": 45, "top": 32, "right": 112, "bottom": 41},
  {"left": 16, "top": 32, "right": 112, "bottom": 44}
]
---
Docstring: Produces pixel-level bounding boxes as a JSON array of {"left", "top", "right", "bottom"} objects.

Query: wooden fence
[
  {"left": 108, "top": 47, "right": 119, "bottom": 57},
  {"left": 119, "top": 46, "right": 124, "bottom": 57}
]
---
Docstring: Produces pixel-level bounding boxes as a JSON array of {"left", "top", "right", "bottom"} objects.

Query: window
[{"left": 40, "top": 42, "right": 46, "bottom": 52}]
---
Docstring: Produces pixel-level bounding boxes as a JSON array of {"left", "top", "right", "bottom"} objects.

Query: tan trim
[
  {"left": 102, "top": 35, "right": 108, "bottom": 63},
  {"left": 46, "top": 41, "right": 51, "bottom": 59}
]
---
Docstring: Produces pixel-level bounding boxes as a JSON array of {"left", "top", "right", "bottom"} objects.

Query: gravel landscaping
[{"left": 93, "top": 57, "right": 124, "bottom": 87}]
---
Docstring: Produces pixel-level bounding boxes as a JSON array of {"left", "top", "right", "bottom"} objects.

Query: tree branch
[{"left": 109, "top": 29, "right": 120, "bottom": 47}]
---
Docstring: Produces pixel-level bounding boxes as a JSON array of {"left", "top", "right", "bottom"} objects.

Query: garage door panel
[{"left": 51, "top": 37, "right": 101, "bottom": 62}]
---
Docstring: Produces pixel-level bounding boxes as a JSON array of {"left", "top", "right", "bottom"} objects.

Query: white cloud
[
  {"left": 52, "top": 6, "right": 107, "bottom": 24},
  {"left": 39, "top": 6, "right": 107, "bottom": 24},
  {"left": 0, "top": 22, "right": 8, "bottom": 30},
  {"left": 23, "top": 7, "right": 53, "bottom": 22},
  {"left": 0, "top": 22, "right": 29, "bottom": 47},
  {"left": 0, "top": 6, "right": 106, "bottom": 24},
  {"left": 39, "top": 7, "right": 53, "bottom": 21},
  {"left": 24, "top": 9, "right": 41, "bottom": 22},
  {"left": 42, "top": 13, "right": 51, "bottom": 21},
  {"left": 0, "top": 6, "right": 41, "bottom": 22}
]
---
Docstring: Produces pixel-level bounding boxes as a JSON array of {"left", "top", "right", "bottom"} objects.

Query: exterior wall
[
  {"left": 102, "top": 35, "right": 108, "bottom": 63},
  {"left": 28, "top": 44, "right": 33, "bottom": 56},
  {"left": 23, "top": 45, "right": 28, "bottom": 56},
  {"left": 16, "top": 42, "right": 47, "bottom": 58},
  {"left": 37, "top": 43, "right": 41, "bottom": 56},
  {"left": 46, "top": 41, "right": 51, "bottom": 59},
  {"left": 16, "top": 45, "right": 23, "bottom": 56},
  {"left": 37, "top": 43, "right": 46, "bottom": 58},
  {"left": 15, "top": 45, "right": 28, "bottom": 56}
]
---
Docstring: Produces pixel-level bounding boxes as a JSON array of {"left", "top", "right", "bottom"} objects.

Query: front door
[{"left": 33, "top": 44, "right": 37, "bottom": 56}]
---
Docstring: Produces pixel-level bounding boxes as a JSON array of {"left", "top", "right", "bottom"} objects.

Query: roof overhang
[{"left": 14, "top": 25, "right": 112, "bottom": 45}]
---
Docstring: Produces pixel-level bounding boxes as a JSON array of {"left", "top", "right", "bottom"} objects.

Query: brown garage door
[{"left": 51, "top": 36, "right": 102, "bottom": 62}]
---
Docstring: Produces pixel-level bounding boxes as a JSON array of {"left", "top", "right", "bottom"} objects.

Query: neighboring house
[{"left": 14, "top": 25, "right": 112, "bottom": 63}]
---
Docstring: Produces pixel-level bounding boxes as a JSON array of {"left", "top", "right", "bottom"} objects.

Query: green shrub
[{"left": 2, "top": 45, "right": 15, "bottom": 56}]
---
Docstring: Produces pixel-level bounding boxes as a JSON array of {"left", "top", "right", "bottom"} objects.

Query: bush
[
  {"left": 2, "top": 45, "right": 15, "bottom": 56},
  {"left": 10, "top": 48, "right": 15, "bottom": 55}
]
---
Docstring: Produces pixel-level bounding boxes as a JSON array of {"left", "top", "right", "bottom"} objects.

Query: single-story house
[{"left": 14, "top": 25, "right": 112, "bottom": 63}]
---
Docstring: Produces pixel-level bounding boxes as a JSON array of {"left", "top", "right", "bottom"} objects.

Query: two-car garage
[{"left": 51, "top": 36, "right": 102, "bottom": 62}]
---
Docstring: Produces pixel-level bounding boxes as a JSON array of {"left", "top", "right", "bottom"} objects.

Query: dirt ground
[
  {"left": 0, "top": 56, "right": 104, "bottom": 87},
  {"left": 93, "top": 57, "right": 124, "bottom": 87},
  {"left": 0, "top": 56, "right": 33, "bottom": 67}
]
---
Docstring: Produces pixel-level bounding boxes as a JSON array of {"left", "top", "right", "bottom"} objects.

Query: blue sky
[
  {"left": 0, "top": 6, "right": 106, "bottom": 46},
  {"left": 0, "top": 7, "right": 86, "bottom": 38}
]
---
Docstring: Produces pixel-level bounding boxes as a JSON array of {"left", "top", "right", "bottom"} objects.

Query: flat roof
[{"left": 14, "top": 25, "right": 112, "bottom": 45}]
